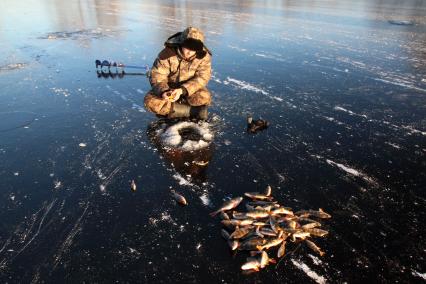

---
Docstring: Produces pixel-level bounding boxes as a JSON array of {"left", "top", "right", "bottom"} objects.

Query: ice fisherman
[{"left": 144, "top": 27, "right": 212, "bottom": 120}]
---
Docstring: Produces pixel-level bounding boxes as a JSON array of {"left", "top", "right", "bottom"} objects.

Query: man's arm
[
  {"left": 181, "top": 54, "right": 212, "bottom": 96},
  {"left": 149, "top": 48, "right": 173, "bottom": 96}
]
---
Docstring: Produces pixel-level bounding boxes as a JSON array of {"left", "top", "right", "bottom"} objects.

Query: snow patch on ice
[
  {"left": 326, "top": 159, "right": 377, "bottom": 185},
  {"left": 291, "top": 259, "right": 327, "bottom": 284},
  {"left": 374, "top": 78, "right": 426, "bottom": 93},
  {"left": 225, "top": 77, "right": 269, "bottom": 95},
  {"left": 173, "top": 173, "right": 194, "bottom": 187},
  {"left": 308, "top": 254, "right": 323, "bottom": 266},
  {"left": 412, "top": 270, "right": 426, "bottom": 280},
  {"left": 385, "top": 142, "right": 401, "bottom": 149},
  {"left": 334, "top": 106, "right": 367, "bottom": 118},
  {"left": 228, "top": 45, "right": 247, "bottom": 52},
  {"left": 199, "top": 193, "right": 211, "bottom": 206}
]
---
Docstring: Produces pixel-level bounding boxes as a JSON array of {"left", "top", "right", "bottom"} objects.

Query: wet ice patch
[
  {"left": 160, "top": 121, "right": 213, "bottom": 151},
  {"left": 291, "top": 259, "right": 327, "bottom": 284}
]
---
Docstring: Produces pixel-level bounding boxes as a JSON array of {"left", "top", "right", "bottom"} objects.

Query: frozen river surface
[{"left": 0, "top": 0, "right": 425, "bottom": 282}]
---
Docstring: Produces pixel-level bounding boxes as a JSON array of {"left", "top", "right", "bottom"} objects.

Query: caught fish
[
  {"left": 295, "top": 208, "right": 331, "bottom": 219},
  {"left": 232, "top": 212, "right": 247, "bottom": 220},
  {"left": 304, "top": 228, "right": 329, "bottom": 237},
  {"left": 171, "top": 190, "right": 187, "bottom": 205},
  {"left": 230, "top": 227, "right": 252, "bottom": 239},
  {"left": 244, "top": 192, "right": 273, "bottom": 201},
  {"left": 291, "top": 232, "right": 310, "bottom": 241},
  {"left": 271, "top": 207, "right": 294, "bottom": 216},
  {"left": 277, "top": 241, "right": 287, "bottom": 258},
  {"left": 245, "top": 210, "right": 269, "bottom": 219},
  {"left": 210, "top": 197, "right": 243, "bottom": 217},
  {"left": 256, "top": 238, "right": 284, "bottom": 251},
  {"left": 241, "top": 258, "right": 261, "bottom": 271},
  {"left": 222, "top": 219, "right": 254, "bottom": 227},
  {"left": 259, "top": 228, "right": 277, "bottom": 237},
  {"left": 228, "top": 240, "right": 239, "bottom": 250},
  {"left": 264, "top": 185, "right": 272, "bottom": 196},
  {"left": 130, "top": 180, "right": 137, "bottom": 191},
  {"left": 305, "top": 239, "right": 325, "bottom": 256},
  {"left": 248, "top": 201, "right": 278, "bottom": 206},
  {"left": 219, "top": 211, "right": 230, "bottom": 220},
  {"left": 239, "top": 238, "right": 266, "bottom": 251},
  {"left": 259, "top": 251, "right": 276, "bottom": 268},
  {"left": 301, "top": 222, "right": 321, "bottom": 230},
  {"left": 286, "top": 220, "right": 298, "bottom": 229}
]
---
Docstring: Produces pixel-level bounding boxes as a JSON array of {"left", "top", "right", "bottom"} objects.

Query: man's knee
[
  {"left": 187, "top": 88, "right": 211, "bottom": 106},
  {"left": 144, "top": 91, "right": 172, "bottom": 115}
]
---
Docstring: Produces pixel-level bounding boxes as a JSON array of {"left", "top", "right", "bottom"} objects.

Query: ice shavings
[
  {"left": 291, "top": 259, "right": 327, "bottom": 284},
  {"left": 160, "top": 121, "right": 213, "bottom": 151}
]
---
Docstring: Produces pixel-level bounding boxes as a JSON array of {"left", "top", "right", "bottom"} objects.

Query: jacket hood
[{"left": 165, "top": 27, "right": 212, "bottom": 59}]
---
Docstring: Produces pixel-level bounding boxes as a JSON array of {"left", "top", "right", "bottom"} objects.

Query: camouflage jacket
[{"left": 149, "top": 27, "right": 212, "bottom": 97}]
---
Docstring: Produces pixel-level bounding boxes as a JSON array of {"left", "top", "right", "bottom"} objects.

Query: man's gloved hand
[{"left": 162, "top": 88, "right": 184, "bottom": 102}]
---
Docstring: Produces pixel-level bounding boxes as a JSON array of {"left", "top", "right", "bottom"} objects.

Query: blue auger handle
[{"left": 95, "top": 59, "right": 149, "bottom": 70}]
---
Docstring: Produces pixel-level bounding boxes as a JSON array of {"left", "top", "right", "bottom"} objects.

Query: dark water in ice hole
[{"left": 0, "top": 0, "right": 425, "bottom": 282}]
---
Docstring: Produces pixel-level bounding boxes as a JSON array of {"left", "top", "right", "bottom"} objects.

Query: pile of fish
[{"left": 210, "top": 186, "right": 331, "bottom": 272}]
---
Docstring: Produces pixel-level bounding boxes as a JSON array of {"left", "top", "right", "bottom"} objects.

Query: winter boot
[
  {"left": 168, "top": 103, "right": 208, "bottom": 120},
  {"left": 190, "top": 105, "right": 208, "bottom": 120}
]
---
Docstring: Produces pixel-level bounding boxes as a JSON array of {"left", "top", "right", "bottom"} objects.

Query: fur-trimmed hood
[{"left": 165, "top": 27, "right": 212, "bottom": 59}]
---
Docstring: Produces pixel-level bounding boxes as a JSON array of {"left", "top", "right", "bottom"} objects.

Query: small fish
[
  {"left": 264, "top": 185, "right": 272, "bottom": 196},
  {"left": 220, "top": 220, "right": 236, "bottom": 230},
  {"left": 259, "top": 228, "right": 277, "bottom": 237},
  {"left": 228, "top": 240, "right": 239, "bottom": 250},
  {"left": 295, "top": 209, "right": 331, "bottom": 219},
  {"left": 232, "top": 212, "right": 247, "bottom": 220},
  {"left": 271, "top": 207, "right": 294, "bottom": 216},
  {"left": 286, "top": 220, "right": 298, "bottom": 229},
  {"left": 130, "top": 180, "right": 137, "bottom": 191},
  {"left": 222, "top": 219, "right": 254, "bottom": 227},
  {"left": 239, "top": 238, "right": 266, "bottom": 250},
  {"left": 241, "top": 258, "right": 261, "bottom": 271},
  {"left": 305, "top": 239, "right": 325, "bottom": 256},
  {"left": 171, "top": 190, "right": 187, "bottom": 206},
  {"left": 210, "top": 197, "right": 243, "bottom": 217},
  {"left": 259, "top": 251, "right": 276, "bottom": 268},
  {"left": 291, "top": 232, "right": 310, "bottom": 241},
  {"left": 304, "top": 228, "right": 329, "bottom": 237},
  {"left": 245, "top": 210, "right": 269, "bottom": 219},
  {"left": 277, "top": 241, "right": 287, "bottom": 258},
  {"left": 244, "top": 192, "right": 273, "bottom": 201},
  {"left": 230, "top": 227, "right": 252, "bottom": 239},
  {"left": 301, "top": 222, "right": 321, "bottom": 230},
  {"left": 256, "top": 238, "right": 284, "bottom": 251}
]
